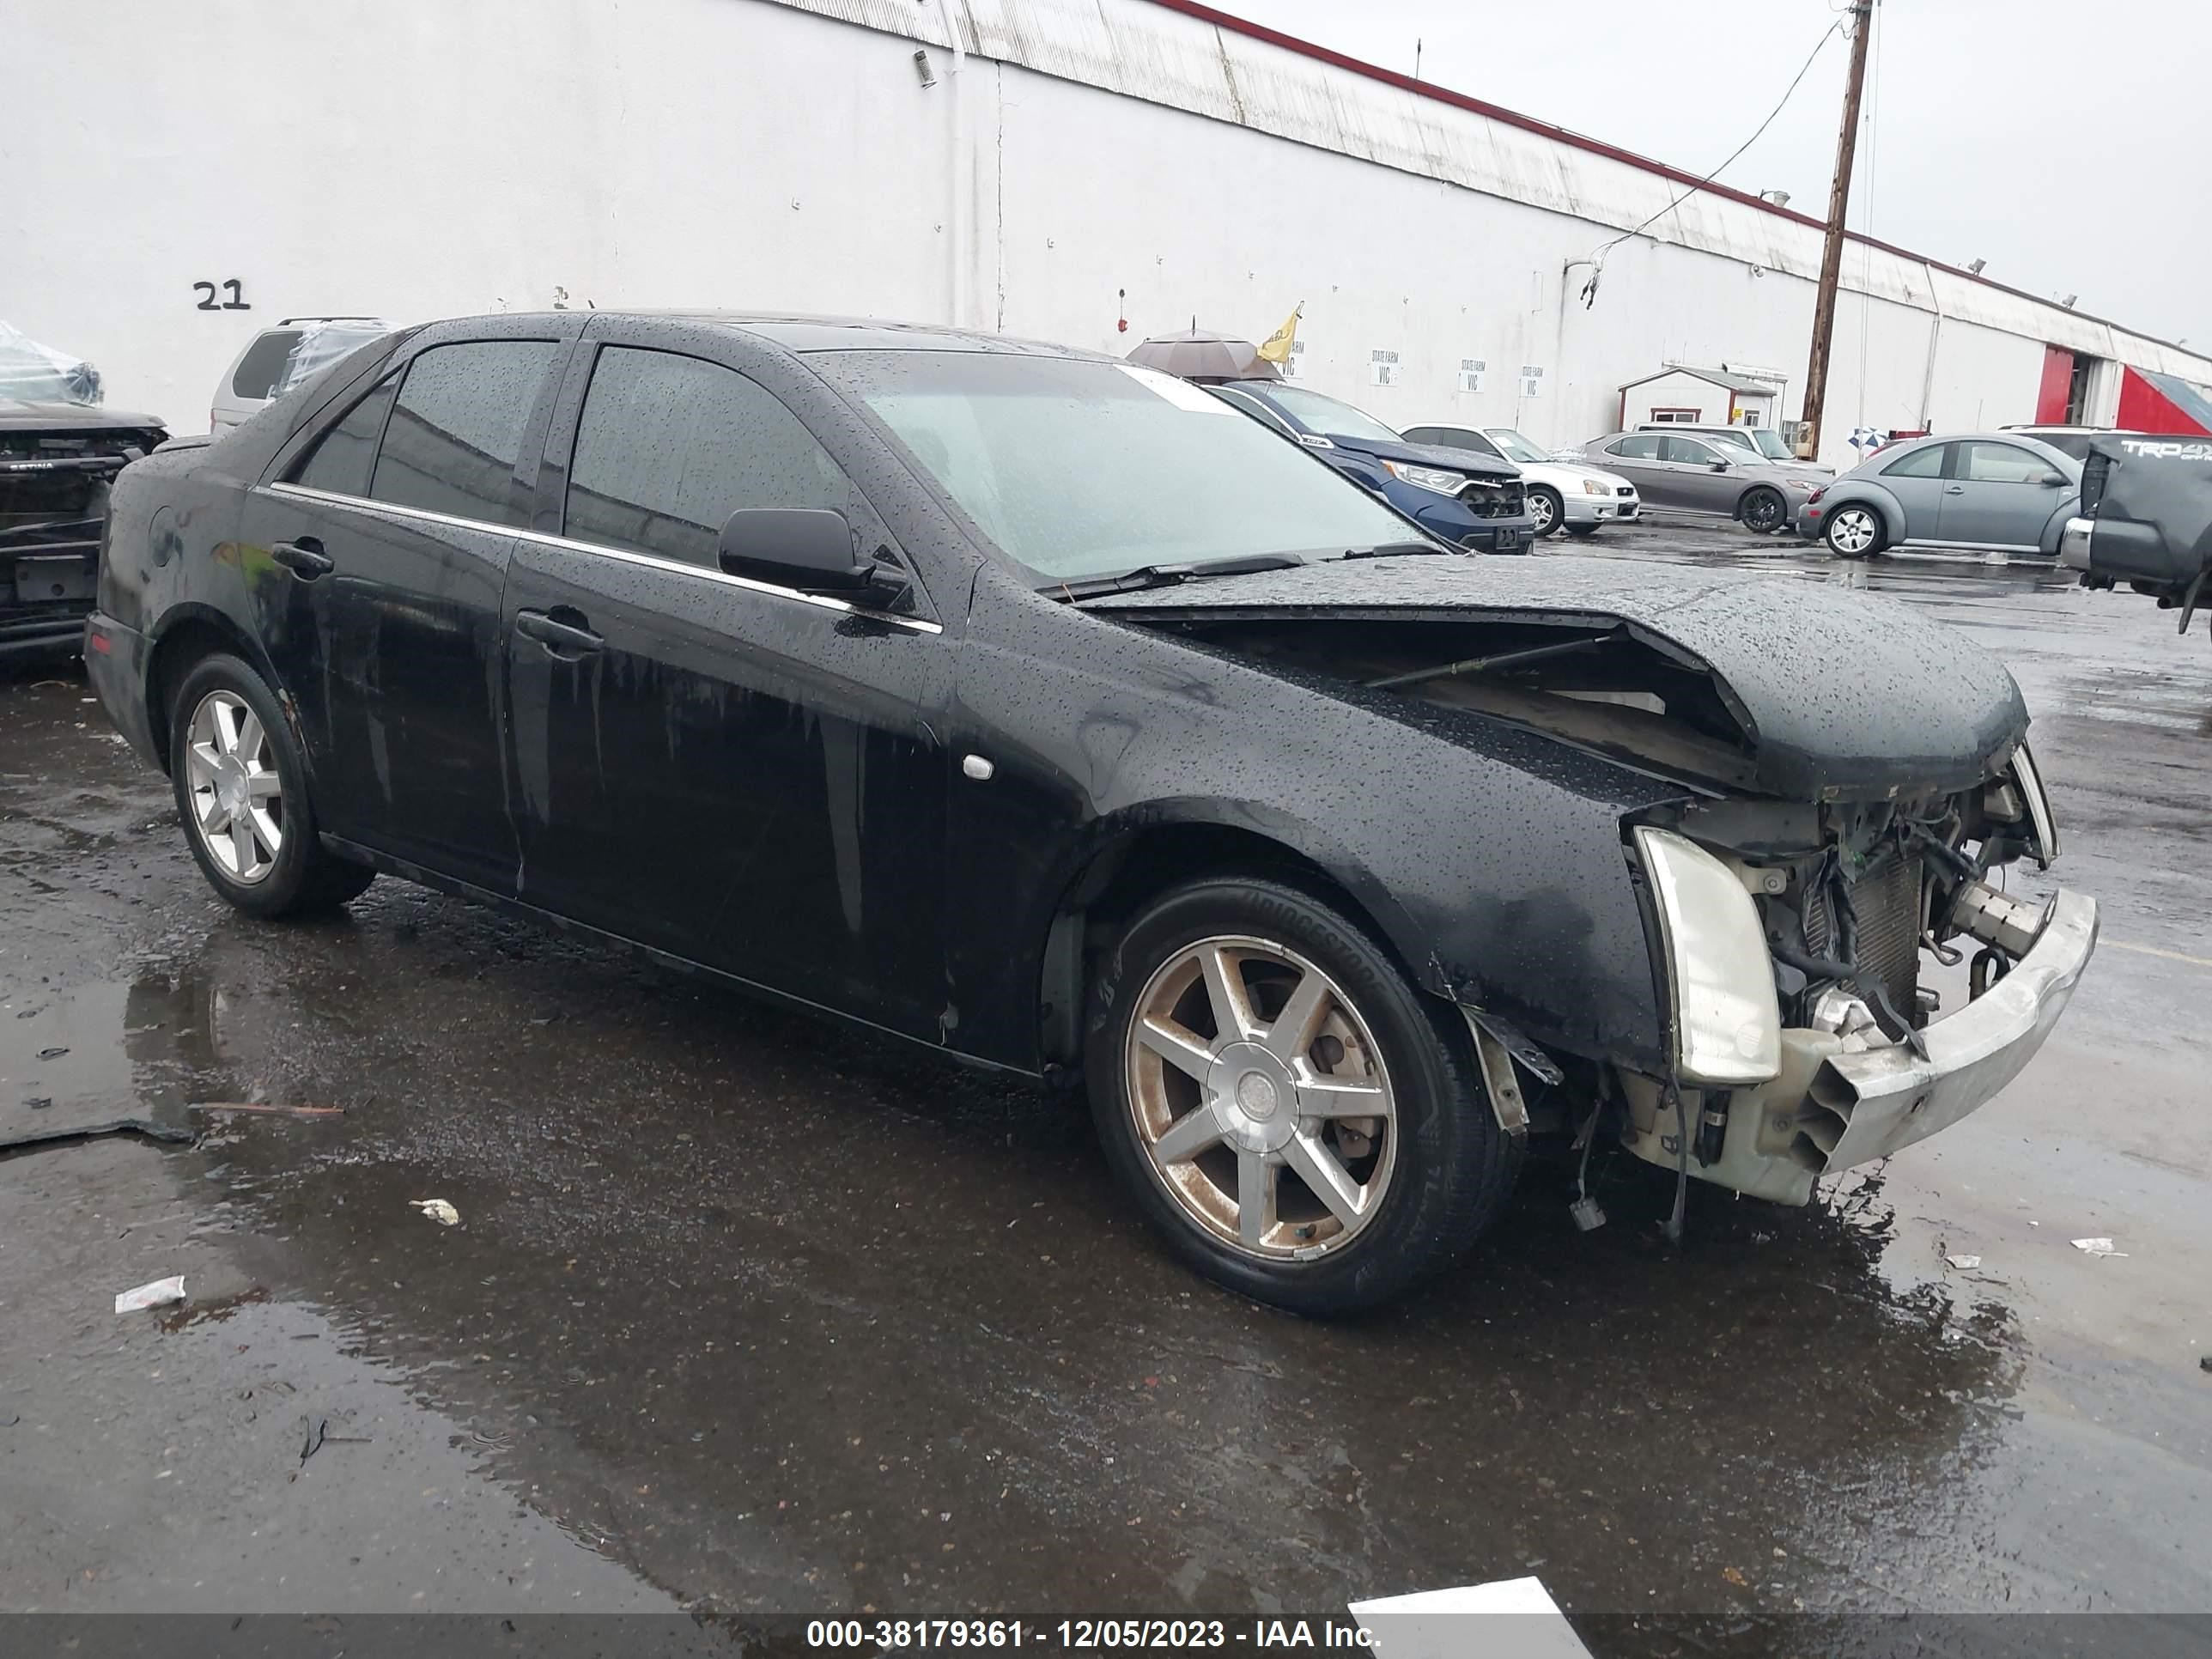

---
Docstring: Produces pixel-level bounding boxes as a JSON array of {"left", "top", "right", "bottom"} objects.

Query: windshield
[
  {"left": 819, "top": 352, "right": 1422, "bottom": 583},
  {"left": 1720, "top": 427, "right": 1793, "bottom": 460},
  {"left": 1250, "top": 384, "right": 1403, "bottom": 446},
  {"left": 1482, "top": 428, "right": 1552, "bottom": 465}
]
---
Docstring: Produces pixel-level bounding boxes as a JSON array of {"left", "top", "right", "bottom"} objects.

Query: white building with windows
[{"left": 9, "top": 0, "right": 2210, "bottom": 459}]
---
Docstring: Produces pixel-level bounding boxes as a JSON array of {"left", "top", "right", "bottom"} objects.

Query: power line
[{"left": 1577, "top": 15, "right": 1844, "bottom": 307}]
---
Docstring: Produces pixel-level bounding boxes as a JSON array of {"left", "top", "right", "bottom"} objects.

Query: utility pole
[{"left": 1796, "top": 0, "right": 1874, "bottom": 460}]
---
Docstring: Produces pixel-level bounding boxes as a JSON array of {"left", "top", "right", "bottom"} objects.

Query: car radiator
[
  {"left": 1803, "top": 850, "right": 1923, "bottom": 1020},
  {"left": 1458, "top": 480, "right": 1527, "bottom": 519}
]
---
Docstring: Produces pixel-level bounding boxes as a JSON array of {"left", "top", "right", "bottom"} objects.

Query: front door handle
[
  {"left": 1943, "top": 484, "right": 1966, "bottom": 495},
  {"left": 270, "top": 538, "right": 334, "bottom": 578},
  {"left": 514, "top": 607, "right": 605, "bottom": 656}
]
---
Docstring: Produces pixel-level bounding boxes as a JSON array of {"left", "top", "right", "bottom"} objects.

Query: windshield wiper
[
  {"left": 1048, "top": 554, "right": 1307, "bottom": 601},
  {"left": 1342, "top": 541, "right": 1446, "bottom": 560}
]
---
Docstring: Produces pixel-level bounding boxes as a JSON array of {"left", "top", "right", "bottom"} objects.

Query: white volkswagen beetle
[{"left": 1400, "top": 422, "right": 1641, "bottom": 538}]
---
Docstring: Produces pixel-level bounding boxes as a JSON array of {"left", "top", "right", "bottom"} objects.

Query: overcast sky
[{"left": 1231, "top": 0, "right": 2209, "bottom": 349}]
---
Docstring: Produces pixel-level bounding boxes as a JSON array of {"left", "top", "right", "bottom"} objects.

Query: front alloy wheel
[
  {"left": 185, "top": 689, "right": 283, "bottom": 884},
  {"left": 1527, "top": 486, "right": 1562, "bottom": 538},
  {"left": 1126, "top": 935, "right": 1395, "bottom": 1260},
  {"left": 1740, "top": 487, "right": 1786, "bottom": 534},
  {"left": 1087, "top": 878, "right": 1521, "bottom": 1313}
]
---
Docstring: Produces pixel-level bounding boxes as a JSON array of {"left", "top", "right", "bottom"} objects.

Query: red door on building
[{"left": 2034, "top": 345, "right": 2076, "bottom": 423}]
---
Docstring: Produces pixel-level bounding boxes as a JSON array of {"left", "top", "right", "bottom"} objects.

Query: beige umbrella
[{"left": 1124, "top": 328, "right": 1280, "bottom": 383}]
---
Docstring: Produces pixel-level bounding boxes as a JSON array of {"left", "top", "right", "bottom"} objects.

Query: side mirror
[
  {"left": 2040, "top": 474, "right": 2068, "bottom": 487},
  {"left": 1710, "top": 459, "right": 1732, "bottom": 472},
  {"left": 718, "top": 507, "right": 881, "bottom": 595}
]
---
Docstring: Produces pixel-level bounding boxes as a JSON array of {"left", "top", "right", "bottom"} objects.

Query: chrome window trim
[{"left": 257, "top": 482, "right": 941, "bottom": 634}]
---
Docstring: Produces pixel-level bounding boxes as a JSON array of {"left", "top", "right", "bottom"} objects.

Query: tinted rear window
[
  {"left": 230, "top": 331, "right": 303, "bottom": 400},
  {"left": 290, "top": 369, "right": 402, "bottom": 498},
  {"left": 369, "top": 340, "right": 557, "bottom": 528}
]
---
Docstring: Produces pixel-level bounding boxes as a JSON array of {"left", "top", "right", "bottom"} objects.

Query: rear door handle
[
  {"left": 270, "top": 538, "right": 334, "bottom": 578},
  {"left": 514, "top": 607, "right": 605, "bottom": 656}
]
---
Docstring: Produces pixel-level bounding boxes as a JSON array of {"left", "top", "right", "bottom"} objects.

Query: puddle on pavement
[{"left": 52, "top": 889, "right": 2027, "bottom": 1624}]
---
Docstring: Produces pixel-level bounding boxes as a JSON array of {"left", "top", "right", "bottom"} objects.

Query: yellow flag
[{"left": 1255, "top": 304, "right": 1302, "bottom": 367}]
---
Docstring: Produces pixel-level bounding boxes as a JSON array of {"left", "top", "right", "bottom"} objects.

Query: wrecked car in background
[
  {"left": 1, "top": 324, "right": 167, "bottom": 661},
  {"left": 83, "top": 313, "right": 2094, "bottom": 1313},
  {"left": 2063, "top": 435, "right": 2212, "bottom": 635}
]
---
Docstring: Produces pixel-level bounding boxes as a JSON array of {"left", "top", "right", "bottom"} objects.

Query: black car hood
[
  {"left": 0, "top": 398, "right": 167, "bottom": 433},
  {"left": 1086, "top": 556, "right": 2028, "bottom": 800},
  {"left": 1331, "top": 432, "right": 1520, "bottom": 482}
]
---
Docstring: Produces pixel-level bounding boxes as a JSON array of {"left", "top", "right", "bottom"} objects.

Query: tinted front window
[
  {"left": 1960, "top": 441, "right": 2063, "bottom": 484},
  {"left": 231, "top": 330, "right": 303, "bottom": 400},
  {"left": 1607, "top": 435, "right": 1663, "bottom": 460},
  {"left": 817, "top": 352, "right": 1418, "bottom": 582},
  {"left": 369, "top": 340, "right": 558, "bottom": 528},
  {"left": 291, "top": 369, "right": 402, "bottom": 497},
  {"left": 564, "top": 346, "right": 848, "bottom": 567},
  {"left": 1881, "top": 443, "right": 1948, "bottom": 479},
  {"left": 1662, "top": 436, "right": 1723, "bottom": 465}
]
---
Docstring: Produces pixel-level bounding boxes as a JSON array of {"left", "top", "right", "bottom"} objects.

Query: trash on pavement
[
  {"left": 411, "top": 1198, "right": 461, "bottom": 1226},
  {"left": 1946, "top": 1254, "right": 1982, "bottom": 1270},
  {"left": 114, "top": 1275, "right": 186, "bottom": 1314},
  {"left": 2071, "top": 1237, "right": 2126, "bottom": 1256}
]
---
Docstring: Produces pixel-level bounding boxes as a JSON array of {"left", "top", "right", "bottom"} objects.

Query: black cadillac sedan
[{"left": 86, "top": 312, "right": 2096, "bottom": 1313}]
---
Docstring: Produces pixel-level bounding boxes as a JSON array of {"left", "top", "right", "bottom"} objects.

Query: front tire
[
  {"left": 1526, "top": 485, "right": 1564, "bottom": 538},
  {"left": 1823, "top": 503, "right": 1886, "bottom": 558},
  {"left": 1085, "top": 877, "right": 1519, "bottom": 1315},
  {"left": 1739, "top": 486, "right": 1786, "bottom": 535},
  {"left": 1564, "top": 523, "right": 1602, "bottom": 539},
  {"left": 169, "top": 653, "right": 375, "bottom": 918}
]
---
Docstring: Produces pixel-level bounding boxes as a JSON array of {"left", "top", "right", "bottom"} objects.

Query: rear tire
[
  {"left": 1085, "top": 877, "right": 1520, "bottom": 1315},
  {"left": 168, "top": 653, "right": 375, "bottom": 919},
  {"left": 1527, "top": 485, "right": 1564, "bottom": 538}
]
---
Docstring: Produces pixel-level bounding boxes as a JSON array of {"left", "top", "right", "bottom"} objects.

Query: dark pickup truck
[
  {"left": 2062, "top": 434, "right": 2212, "bottom": 636},
  {"left": 2, "top": 400, "right": 170, "bottom": 661}
]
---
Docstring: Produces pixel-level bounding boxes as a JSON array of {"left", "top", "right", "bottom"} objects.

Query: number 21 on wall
[{"left": 192, "top": 280, "right": 251, "bottom": 311}]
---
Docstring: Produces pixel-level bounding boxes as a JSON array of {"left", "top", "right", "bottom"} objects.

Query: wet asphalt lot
[{"left": 2, "top": 517, "right": 2208, "bottom": 1648}]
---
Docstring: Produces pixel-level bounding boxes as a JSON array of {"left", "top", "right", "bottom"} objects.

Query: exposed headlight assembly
[
  {"left": 1579, "top": 477, "right": 1613, "bottom": 495},
  {"left": 2010, "top": 742, "right": 2058, "bottom": 865},
  {"left": 1381, "top": 459, "right": 1468, "bottom": 495},
  {"left": 1632, "top": 827, "right": 1783, "bottom": 1086}
]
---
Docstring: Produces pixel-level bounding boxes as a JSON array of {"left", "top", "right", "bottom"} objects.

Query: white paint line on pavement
[
  {"left": 2106, "top": 939, "right": 2212, "bottom": 969},
  {"left": 1349, "top": 1576, "right": 1592, "bottom": 1659}
]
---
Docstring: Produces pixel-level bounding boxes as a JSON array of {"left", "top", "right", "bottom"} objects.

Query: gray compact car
[
  {"left": 1798, "top": 433, "right": 2081, "bottom": 558},
  {"left": 1561, "top": 430, "right": 1823, "bottom": 533}
]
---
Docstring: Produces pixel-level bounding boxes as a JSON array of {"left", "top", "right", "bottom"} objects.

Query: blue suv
[{"left": 1210, "top": 380, "right": 1534, "bottom": 552}]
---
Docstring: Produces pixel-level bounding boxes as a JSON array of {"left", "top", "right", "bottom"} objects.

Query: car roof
[{"left": 518, "top": 310, "right": 1112, "bottom": 360}]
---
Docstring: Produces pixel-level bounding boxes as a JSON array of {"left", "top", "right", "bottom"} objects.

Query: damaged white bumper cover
[{"left": 1811, "top": 888, "right": 2098, "bottom": 1170}]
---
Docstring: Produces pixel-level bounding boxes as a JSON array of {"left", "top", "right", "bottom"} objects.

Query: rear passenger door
[
  {"left": 1597, "top": 434, "right": 1669, "bottom": 501},
  {"left": 244, "top": 322, "right": 575, "bottom": 891},
  {"left": 502, "top": 326, "right": 950, "bottom": 1036}
]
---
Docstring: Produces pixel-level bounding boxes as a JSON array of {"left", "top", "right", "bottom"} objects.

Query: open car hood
[{"left": 1086, "top": 555, "right": 2028, "bottom": 801}]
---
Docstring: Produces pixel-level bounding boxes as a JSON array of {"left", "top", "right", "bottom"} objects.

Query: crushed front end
[
  {"left": 1, "top": 410, "right": 168, "bottom": 661},
  {"left": 1620, "top": 750, "right": 2097, "bottom": 1204}
]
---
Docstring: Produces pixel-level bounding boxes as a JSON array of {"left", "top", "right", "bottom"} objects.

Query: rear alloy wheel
[
  {"left": 1739, "top": 486, "right": 1786, "bottom": 534},
  {"left": 170, "top": 653, "right": 375, "bottom": 918},
  {"left": 1526, "top": 485, "right": 1564, "bottom": 538},
  {"left": 1823, "top": 503, "right": 1884, "bottom": 558},
  {"left": 1087, "top": 878, "right": 1519, "bottom": 1314}
]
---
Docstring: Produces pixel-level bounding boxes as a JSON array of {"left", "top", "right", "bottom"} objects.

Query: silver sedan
[
  {"left": 1560, "top": 430, "right": 1823, "bottom": 533},
  {"left": 1797, "top": 433, "right": 2082, "bottom": 557}
]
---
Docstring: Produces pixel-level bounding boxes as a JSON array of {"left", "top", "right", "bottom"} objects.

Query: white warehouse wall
[{"left": 6, "top": 0, "right": 2208, "bottom": 464}]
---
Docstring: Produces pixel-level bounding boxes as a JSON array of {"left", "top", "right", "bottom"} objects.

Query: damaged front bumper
[{"left": 1623, "top": 889, "right": 2098, "bottom": 1204}]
